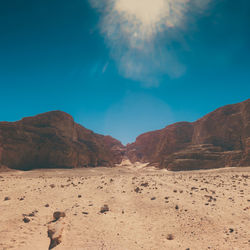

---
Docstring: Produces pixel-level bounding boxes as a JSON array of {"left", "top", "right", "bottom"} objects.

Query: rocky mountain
[
  {"left": 127, "top": 99, "right": 250, "bottom": 170},
  {"left": 0, "top": 99, "right": 249, "bottom": 171},
  {"left": 0, "top": 111, "right": 125, "bottom": 170}
]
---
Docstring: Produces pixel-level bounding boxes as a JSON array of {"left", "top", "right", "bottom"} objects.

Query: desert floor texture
[{"left": 0, "top": 160, "right": 249, "bottom": 250}]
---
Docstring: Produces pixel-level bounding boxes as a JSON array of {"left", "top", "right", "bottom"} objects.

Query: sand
[{"left": 0, "top": 160, "right": 249, "bottom": 250}]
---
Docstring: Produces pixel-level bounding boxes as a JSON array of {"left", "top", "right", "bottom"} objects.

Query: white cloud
[{"left": 89, "top": 0, "right": 211, "bottom": 86}]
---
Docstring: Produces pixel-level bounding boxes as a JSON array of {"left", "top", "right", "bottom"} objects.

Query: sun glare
[
  {"left": 114, "top": 0, "right": 168, "bottom": 26},
  {"left": 113, "top": 0, "right": 189, "bottom": 40},
  {"left": 89, "top": 0, "right": 210, "bottom": 83}
]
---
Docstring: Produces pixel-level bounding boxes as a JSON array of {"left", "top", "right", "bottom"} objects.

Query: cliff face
[
  {"left": 0, "top": 111, "right": 125, "bottom": 170},
  {"left": 127, "top": 99, "right": 250, "bottom": 170},
  {"left": 0, "top": 99, "right": 249, "bottom": 171},
  {"left": 126, "top": 122, "right": 194, "bottom": 163}
]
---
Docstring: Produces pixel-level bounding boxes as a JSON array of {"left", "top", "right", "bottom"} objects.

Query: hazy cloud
[{"left": 89, "top": 0, "right": 211, "bottom": 86}]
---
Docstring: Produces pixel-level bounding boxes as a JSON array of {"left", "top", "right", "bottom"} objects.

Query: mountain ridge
[
  {"left": 127, "top": 98, "right": 250, "bottom": 170},
  {"left": 0, "top": 99, "right": 249, "bottom": 171}
]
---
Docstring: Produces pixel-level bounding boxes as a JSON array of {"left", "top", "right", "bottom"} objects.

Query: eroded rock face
[
  {"left": 0, "top": 99, "right": 249, "bottom": 171},
  {"left": 0, "top": 111, "right": 125, "bottom": 170},
  {"left": 126, "top": 122, "right": 194, "bottom": 164},
  {"left": 127, "top": 99, "right": 250, "bottom": 170}
]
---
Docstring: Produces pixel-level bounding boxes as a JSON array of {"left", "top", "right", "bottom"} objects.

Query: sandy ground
[{"left": 0, "top": 160, "right": 249, "bottom": 250}]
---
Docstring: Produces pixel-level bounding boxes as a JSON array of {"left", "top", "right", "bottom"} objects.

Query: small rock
[
  {"left": 4, "top": 197, "right": 10, "bottom": 201},
  {"left": 53, "top": 211, "right": 66, "bottom": 221},
  {"left": 166, "top": 234, "right": 174, "bottom": 240},
  {"left": 23, "top": 217, "right": 30, "bottom": 223},
  {"left": 100, "top": 204, "right": 109, "bottom": 213},
  {"left": 151, "top": 197, "right": 156, "bottom": 200}
]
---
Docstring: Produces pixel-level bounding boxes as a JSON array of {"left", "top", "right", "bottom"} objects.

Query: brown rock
[
  {"left": 100, "top": 204, "right": 109, "bottom": 213},
  {"left": 53, "top": 211, "right": 66, "bottom": 221},
  {"left": 0, "top": 111, "right": 124, "bottom": 170},
  {"left": 127, "top": 99, "right": 250, "bottom": 171},
  {"left": 0, "top": 99, "right": 249, "bottom": 171},
  {"left": 166, "top": 234, "right": 174, "bottom": 240},
  {"left": 23, "top": 217, "right": 30, "bottom": 223}
]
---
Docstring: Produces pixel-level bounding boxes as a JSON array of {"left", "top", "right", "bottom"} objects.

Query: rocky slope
[
  {"left": 127, "top": 99, "right": 250, "bottom": 170},
  {"left": 0, "top": 111, "right": 125, "bottom": 170},
  {"left": 0, "top": 99, "right": 249, "bottom": 171}
]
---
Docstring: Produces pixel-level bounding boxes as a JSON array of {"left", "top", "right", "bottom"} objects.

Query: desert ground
[{"left": 0, "top": 160, "right": 249, "bottom": 250}]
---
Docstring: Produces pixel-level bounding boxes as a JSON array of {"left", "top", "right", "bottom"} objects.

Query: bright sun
[
  {"left": 114, "top": 0, "right": 169, "bottom": 26},
  {"left": 113, "top": 0, "right": 189, "bottom": 40}
]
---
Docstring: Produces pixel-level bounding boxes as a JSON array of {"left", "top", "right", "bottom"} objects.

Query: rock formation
[
  {"left": 0, "top": 111, "right": 125, "bottom": 170},
  {"left": 127, "top": 99, "right": 250, "bottom": 170},
  {"left": 0, "top": 99, "right": 249, "bottom": 171}
]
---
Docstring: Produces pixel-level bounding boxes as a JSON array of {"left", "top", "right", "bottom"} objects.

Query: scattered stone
[
  {"left": 100, "top": 204, "right": 109, "bottom": 213},
  {"left": 78, "top": 195, "right": 82, "bottom": 198},
  {"left": 134, "top": 187, "right": 141, "bottom": 193},
  {"left": 229, "top": 228, "right": 234, "bottom": 233},
  {"left": 23, "top": 217, "right": 30, "bottom": 223},
  {"left": 82, "top": 212, "right": 89, "bottom": 215},
  {"left": 53, "top": 211, "right": 66, "bottom": 221},
  {"left": 48, "top": 228, "right": 61, "bottom": 249},
  {"left": 50, "top": 184, "right": 55, "bottom": 188},
  {"left": 45, "top": 204, "right": 50, "bottom": 207},
  {"left": 175, "top": 205, "right": 179, "bottom": 210},
  {"left": 151, "top": 197, "right": 156, "bottom": 200},
  {"left": 166, "top": 234, "right": 174, "bottom": 240},
  {"left": 4, "top": 196, "right": 10, "bottom": 201}
]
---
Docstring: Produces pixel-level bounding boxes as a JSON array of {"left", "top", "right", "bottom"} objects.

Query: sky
[{"left": 0, "top": 0, "right": 250, "bottom": 145}]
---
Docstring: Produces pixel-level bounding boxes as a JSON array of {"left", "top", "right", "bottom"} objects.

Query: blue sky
[{"left": 0, "top": 0, "right": 250, "bottom": 144}]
